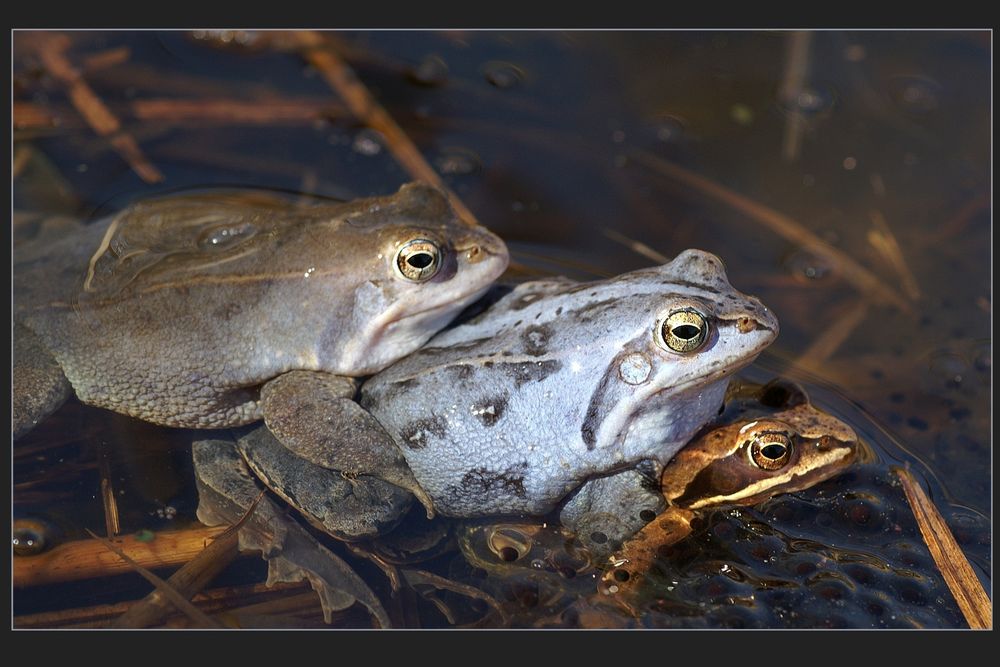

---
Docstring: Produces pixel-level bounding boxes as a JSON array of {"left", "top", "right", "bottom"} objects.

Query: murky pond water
[{"left": 12, "top": 30, "right": 990, "bottom": 628}]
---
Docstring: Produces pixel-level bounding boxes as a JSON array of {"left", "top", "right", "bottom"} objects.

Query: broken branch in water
[
  {"left": 113, "top": 490, "right": 264, "bottom": 628},
  {"left": 85, "top": 528, "right": 223, "bottom": 628},
  {"left": 893, "top": 466, "right": 992, "bottom": 629}
]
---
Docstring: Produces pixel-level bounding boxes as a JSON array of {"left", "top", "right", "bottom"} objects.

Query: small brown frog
[{"left": 599, "top": 393, "right": 859, "bottom": 601}]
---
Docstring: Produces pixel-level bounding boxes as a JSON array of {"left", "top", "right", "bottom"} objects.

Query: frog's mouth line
[
  {"left": 604, "top": 355, "right": 765, "bottom": 456},
  {"left": 385, "top": 244, "right": 508, "bottom": 327}
]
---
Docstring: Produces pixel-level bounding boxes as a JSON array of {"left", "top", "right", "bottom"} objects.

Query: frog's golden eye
[
  {"left": 658, "top": 308, "right": 709, "bottom": 353},
  {"left": 395, "top": 239, "right": 442, "bottom": 282},
  {"left": 748, "top": 431, "right": 793, "bottom": 470}
]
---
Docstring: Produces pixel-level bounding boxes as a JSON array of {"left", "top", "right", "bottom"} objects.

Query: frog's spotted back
[{"left": 362, "top": 249, "right": 779, "bottom": 518}]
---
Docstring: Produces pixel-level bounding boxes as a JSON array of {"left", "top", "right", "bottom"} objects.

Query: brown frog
[{"left": 599, "top": 388, "right": 859, "bottom": 601}]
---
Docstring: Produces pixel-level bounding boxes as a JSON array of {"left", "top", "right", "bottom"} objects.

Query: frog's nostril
[{"left": 737, "top": 316, "right": 756, "bottom": 333}]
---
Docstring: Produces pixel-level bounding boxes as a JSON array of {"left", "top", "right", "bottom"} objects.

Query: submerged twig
[
  {"left": 778, "top": 31, "right": 812, "bottom": 162},
  {"left": 794, "top": 298, "right": 870, "bottom": 368},
  {"left": 289, "top": 30, "right": 479, "bottom": 227},
  {"left": 14, "top": 581, "right": 313, "bottom": 629},
  {"left": 13, "top": 101, "right": 65, "bottom": 131},
  {"left": 32, "top": 32, "right": 164, "bottom": 183},
  {"left": 930, "top": 191, "right": 990, "bottom": 244},
  {"left": 602, "top": 229, "right": 670, "bottom": 264},
  {"left": 627, "top": 147, "right": 912, "bottom": 312},
  {"left": 12, "top": 144, "right": 34, "bottom": 178},
  {"left": 113, "top": 490, "right": 264, "bottom": 628},
  {"left": 85, "top": 528, "right": 223, "bottom": 628},
  {"left": 893, "top": 466, "right": 992, "bottom": 629},
  {"left": 867, "top": 210, "right": 921, "bottom": 301},
  {"left": 96, "top": 440, "right": 120, "bottom": 537},
  {"left": 81, "top": 46, "right": 131, "bottom": 73},
  {"left": 13, "top": 525, "right": 227, "bottom": 587},
  {"left": 131, "top": 97, "right": 347, "bottom": 125}
]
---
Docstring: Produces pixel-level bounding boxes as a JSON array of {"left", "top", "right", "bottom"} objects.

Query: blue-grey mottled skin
[
  {"left": 12, "top": 182, "right": 509, "bottom": 437},
  {"left": 359, "top": 249, "right": 779, "bottom": 519}
]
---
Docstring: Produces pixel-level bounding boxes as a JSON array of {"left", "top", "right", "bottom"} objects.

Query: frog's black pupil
[
  {"left": 613, "top": 569, "right": 631, "bottom": 582},
  {"left": 499, "top": 546, "right": 519, "bottom": 562},
  {"left": 407, "top": 252, "right": 434, "bottom": 269},
  {"left": 673, "top": 324, "right": 701, "bottom": 340},
  {"left": 761, "top": 443, "right": 787, "bottom": 459}
]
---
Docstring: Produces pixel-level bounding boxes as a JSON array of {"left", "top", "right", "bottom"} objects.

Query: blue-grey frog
[
  {"left": 200, "top": 249, "right": 779, "bottom": 545},
  {"left": 14, "top": 183, "right": 509, "bottom": 508}
]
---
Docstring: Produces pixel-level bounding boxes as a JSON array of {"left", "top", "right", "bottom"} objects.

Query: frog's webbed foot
[
  {"left": 558, "top": 464, "right": 666, "bottom": 561},
  {"left": 191, "top": 435, "right": 392, "bottom": 627},
  {"left": 236, "top": 425, "right": 412, "bottom": 540},
  {"left": 13, "top": 323, "right": 72, "bottom": 439},
  {"left": 597, "top": 509, "right": 695, "bottom": 607},
  {"left": 261, "top": 370, "right": 436, "bottom": 518}
]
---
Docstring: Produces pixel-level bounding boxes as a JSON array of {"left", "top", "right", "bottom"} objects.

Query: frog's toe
[
  {"left": 236, "top": 425, "right": 413, "bottom": 540},
  {"left": 261, "top": 370, "right": 436, "bottom": 519},
  {"left": 13, "top": 323, "right": 72, "bottom": 439}
]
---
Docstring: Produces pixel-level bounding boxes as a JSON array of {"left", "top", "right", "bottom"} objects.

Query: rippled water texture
[{"left": 12, "top": 30, "right": 990, "bottom": 628}]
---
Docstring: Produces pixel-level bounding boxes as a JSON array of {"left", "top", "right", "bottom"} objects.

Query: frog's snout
[{"left": 459, "top": 233, "right": 510, "bottom": 268}]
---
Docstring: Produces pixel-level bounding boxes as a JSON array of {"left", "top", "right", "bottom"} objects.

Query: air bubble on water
[
  {"left": 844, "top": 44, "right": 866, "bottom": 62},
  {"left": 889, "top": 76, "right": 941, "bottom": 113},
  {"left": 408, "top": 54, "right": 449, "bottom": 87},
  {"left": 482, "top": 61, "right": 525, "bottom": 89},
  {"left": 652, "top": 114, "right": 686, "bottom": 143},
  {"left": 435, "top": 147, "right": 481, "bottom": 176},
  {"left": 352, "top": 129, "right": 385, "bottom": 156}
]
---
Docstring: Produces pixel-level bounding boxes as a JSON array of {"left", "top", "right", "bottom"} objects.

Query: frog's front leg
[
  {"left": 13, "top": 323, "right": 72, "bottom": 439},
  {"left": 260, "top": 370, "right": 435, "bottom": 517},
  {"left": 236, "top": 425, "right": 412, "bottom": 540},
  {"left": 597, "top": 507, "right": 696, "bottom": 604},
  {"left": 557, "top": 462, "right": 667, "bottom": 560}
]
